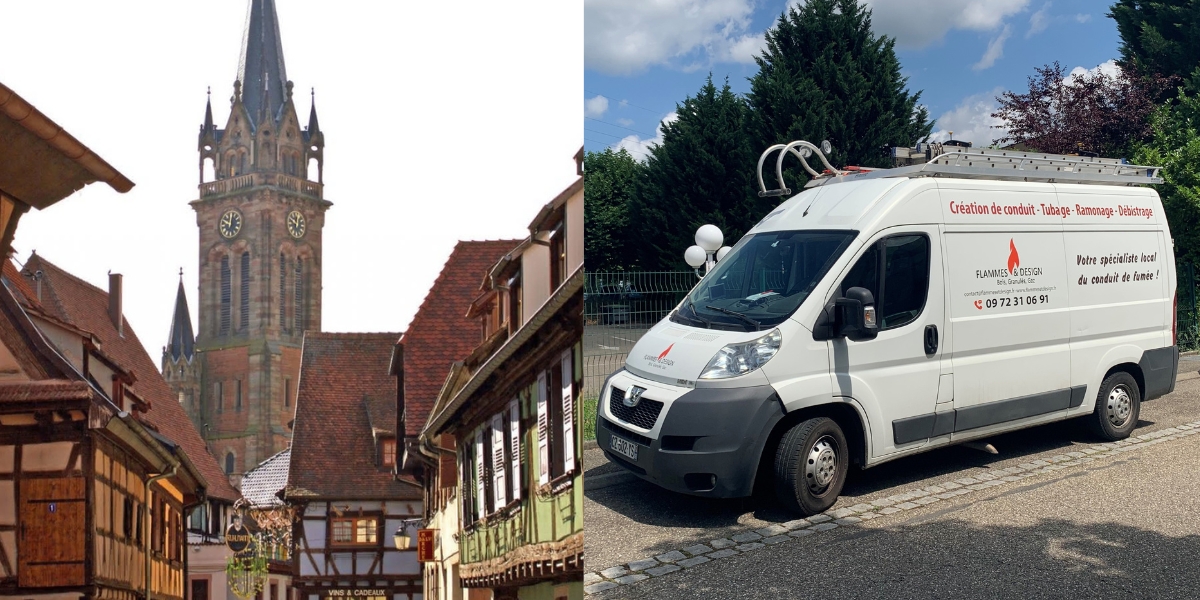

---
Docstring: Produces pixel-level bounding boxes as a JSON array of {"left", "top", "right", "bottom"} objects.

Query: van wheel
[
  {"left": 1088, "top": 372, "right": 1141, "bottom": 441},
  {"left": 774, "top": 417, "right": 848, "bottom": 515}
]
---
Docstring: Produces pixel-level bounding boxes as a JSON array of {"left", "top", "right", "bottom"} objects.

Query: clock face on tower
[
  {"left": 219, "top": 210, "right": 243, "bottom": 239},
  {"left": 287, "top": 210, "right": 306, "bottom": 238}
]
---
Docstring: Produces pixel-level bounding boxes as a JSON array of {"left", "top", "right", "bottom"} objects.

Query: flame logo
[
  {"left": 1007, "top": 239, "right": 1020, "bottom": 274},
  {"left": 658, "top": 344, "right": 675, "bottom": 361}
]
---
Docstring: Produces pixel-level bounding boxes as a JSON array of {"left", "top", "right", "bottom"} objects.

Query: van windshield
[{"left": 676, "top": 230, "right": 856, "bottom": 330}]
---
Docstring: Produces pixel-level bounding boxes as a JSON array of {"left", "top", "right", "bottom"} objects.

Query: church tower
[{"left": 165, "top": 0, "right": 329, "bottom": 480}]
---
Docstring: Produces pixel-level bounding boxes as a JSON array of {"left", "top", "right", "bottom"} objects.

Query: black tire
[
  {"left": 1087, "top": 371, "right": 1141, "bottom": 441},
  {"left": 774, "top": 417, "right": 849, "bottom": 515}
]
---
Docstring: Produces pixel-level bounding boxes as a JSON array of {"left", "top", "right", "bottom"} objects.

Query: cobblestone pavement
[{"left": 584, "top": 362, "right": 1200, "bottom": 597}]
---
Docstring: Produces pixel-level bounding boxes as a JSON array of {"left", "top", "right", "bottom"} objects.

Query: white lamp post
[{"left": 685, "top": 224, "right": 733, "bottom": 278}]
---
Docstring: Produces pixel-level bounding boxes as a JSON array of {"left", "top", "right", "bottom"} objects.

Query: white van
[{"left": 596, "top": 143, "right": 1180, "bottom": 515}]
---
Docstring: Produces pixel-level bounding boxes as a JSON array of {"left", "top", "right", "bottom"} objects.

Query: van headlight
[{"left": 699, "top": 329, "right": 782, "bottom": 379}]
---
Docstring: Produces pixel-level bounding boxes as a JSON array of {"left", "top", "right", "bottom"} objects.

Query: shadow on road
[{"left": 605, "top": 518, "right": 1200, "bottom": 599}]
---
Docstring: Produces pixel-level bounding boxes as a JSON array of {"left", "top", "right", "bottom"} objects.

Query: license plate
[{"left": 609, "top": 434, "right": 639, "bottom": 462}]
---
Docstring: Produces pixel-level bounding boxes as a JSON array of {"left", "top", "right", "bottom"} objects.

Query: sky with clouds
[
  {"left": 2, "top": 0, "right": 581, "bottom": 360},
  {"left": 585, "top": 0, "right": 1122, "bottom": 159}
]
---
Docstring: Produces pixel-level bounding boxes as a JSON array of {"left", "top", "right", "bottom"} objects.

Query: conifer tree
[
  {"left": 584, "top": 148, "right": 642, "bottom": 272},
  {"left": 748, "top": 0, "right": 932, "bottom": 189},
  {"left": 632, "top": 75, "right": 762, "bottom": 270},
  {"left": 1110, "top": 0, "right": 1200, "bottom": 92}
]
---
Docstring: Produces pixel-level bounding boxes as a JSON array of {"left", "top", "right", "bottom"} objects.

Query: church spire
[
  {"left": 166, "top": 271, "right": 195, "bottom": 362},
  {"left": 236, "top": 0, "right": 288, "bottom": 129}
]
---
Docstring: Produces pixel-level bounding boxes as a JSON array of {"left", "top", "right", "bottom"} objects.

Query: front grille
[
  {"left": 609, "top": 386, "right": 664, "bottom": 430},
  {"left": 599, "top": 417, "right": 653, "bottom": 446}
]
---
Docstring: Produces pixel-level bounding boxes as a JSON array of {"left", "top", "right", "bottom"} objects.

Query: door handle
[{"left": 924, "top": 325, "right": 939, "bottom": 355}]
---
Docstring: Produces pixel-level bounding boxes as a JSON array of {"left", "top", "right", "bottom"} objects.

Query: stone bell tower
[{"left": 164, "top": 0, "right": 330, "bottom": 480}]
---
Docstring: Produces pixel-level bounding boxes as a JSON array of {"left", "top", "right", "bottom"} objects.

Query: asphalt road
[{"left": 584, "top": 358, "right": 1200, "bottom": 598}]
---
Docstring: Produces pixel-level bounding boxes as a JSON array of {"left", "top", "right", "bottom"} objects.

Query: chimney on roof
[{"left": 108, "top": 273, "right": 123, "bottom": 336}]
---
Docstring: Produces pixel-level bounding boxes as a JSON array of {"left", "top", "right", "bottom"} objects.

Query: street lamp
[
  {"left": 393, "top": 518, "right": 422, "bottom": 550},
  {"left": 685, "top": 224, "right": 733, "bottom": 279}
]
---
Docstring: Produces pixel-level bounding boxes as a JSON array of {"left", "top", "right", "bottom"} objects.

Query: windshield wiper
[
  {"left": 687, "top": 299, "right": 713, "bottom": 328},
  {"left": 705, "top": 305, "right": 761, "bottom": 330}
]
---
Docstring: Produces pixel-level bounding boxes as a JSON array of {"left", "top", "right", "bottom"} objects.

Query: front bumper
[{"left": 595, "top": 373, "right": 785, "bottom": 498}]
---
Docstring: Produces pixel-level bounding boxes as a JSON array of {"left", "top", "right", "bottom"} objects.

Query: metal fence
[
  {"left": 583, "top": 271, "right": 697, "bottom": 398},
  {"left": 1178, "top": 262, "right": 1198, "bottom": 352}
]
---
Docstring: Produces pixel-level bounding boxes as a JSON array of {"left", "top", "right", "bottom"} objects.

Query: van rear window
[{"left": 678, "top": 230, "right": 856, "bottom": 330}]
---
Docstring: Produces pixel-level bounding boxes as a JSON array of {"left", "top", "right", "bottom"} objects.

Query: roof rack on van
[{"left": 756, "top": 141, "right": 1164, "bottom": 196}]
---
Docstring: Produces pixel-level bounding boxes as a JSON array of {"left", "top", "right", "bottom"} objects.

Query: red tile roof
[
  {"left": 0, "top": 380, "right": 92, "bottom": 403},
  {"left": 401, "top": 240, "right": 521, "bottom": 437},
  {"left": 286, "top": 332, "right": 419, "bottom": 500},
  {"left": 17, "top": 254, "right": 240, "bottom": 501}
]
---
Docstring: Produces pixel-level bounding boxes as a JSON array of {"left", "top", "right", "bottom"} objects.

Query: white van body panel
[{"left": 599, "top": 175, "right": 1178, "bottom": 496}]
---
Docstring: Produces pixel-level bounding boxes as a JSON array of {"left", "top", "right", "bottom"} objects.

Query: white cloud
[
  {"left": 585, "top": 94, "right": 610, "bottom": 118},
  {"left": 973, "top": 24, "right": 1011, "bottom": 70},
  {"left": 1067, "top": 59, "right": 1120, "bottom": 81},
  {"left": 584, "top": 0, "right": 757, "bottom": 75},
  {"left": 861, "top": 0, "right": 1029, "bottom": 48},
  {"left": 616, "top": 117, "right": 634, "bottom": 127},
  {"left": 927, "top": 87, "right": 1007, "bottom": 148},
  {"left": 613, "top": 112, "right": 679, "bottom": 160},
  {"left": 722, "top": 32, "right": 766, "bottom": 64},
  {"left": 1027, "top": 2, "right": 1050, "bottom": 38},
  {"left": 1075, "top": 13, "right": 1091, "bottom": 23}
]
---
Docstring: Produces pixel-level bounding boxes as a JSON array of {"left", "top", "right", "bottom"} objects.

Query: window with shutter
[
  {"left": 491, "top": 414, "right": 506, "bottom": 511},
  {"left": 561, "top": 350, "right": 576, "bottom": 474},
  {"left": 548, "top": 363, "right": 564, "bottom": 478},
  {"left": 219, "top": 256, "right": 231, "bottom": 335},
  {"left": 459, "top": 444, "right": 474, "bottom": 527},
  {"left": 536, "top": 372, "right": 550, "bottom": 486},
  {"left": 474, "top": 430, "right": 485, "bottom": 520},
  {"left": 508, "top": 398, "right": 521, "bottom": 502},
  {"left": 240, "top": 252, "right": 250, "bottom": 331}
]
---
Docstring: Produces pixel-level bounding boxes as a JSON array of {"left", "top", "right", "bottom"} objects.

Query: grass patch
[{"left": 582, "top": 396, "right": 598, "bottom": 441}]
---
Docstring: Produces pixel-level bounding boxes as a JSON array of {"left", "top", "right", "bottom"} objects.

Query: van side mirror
[{"left": 834, "top": 287, "right": 879, "bottom": 341}]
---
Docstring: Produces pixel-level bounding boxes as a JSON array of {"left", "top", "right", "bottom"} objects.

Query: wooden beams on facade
[{"left": 458, "top": 532, "right": 582, "bottom": 589}]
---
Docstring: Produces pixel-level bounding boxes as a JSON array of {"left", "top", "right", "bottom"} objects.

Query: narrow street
[{"left": 584, "top": 358, "right": 1200, "bottom": 598}]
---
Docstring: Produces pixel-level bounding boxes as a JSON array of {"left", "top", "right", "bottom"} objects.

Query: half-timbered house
[
  {"left": 0, "top": 80, "right": 235, "bottom": 600},
  {"left": 283, "top": 333, "right": 422, "bottom": 600},
  {"left": 420, "top": 154, "right": 584, "bottom": 600},
  {"left": 385, "top": 241, "right": 520, "bottom": 600}
]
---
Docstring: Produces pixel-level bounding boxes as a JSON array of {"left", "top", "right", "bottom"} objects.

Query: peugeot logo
[{"left": 623, "top": 386, "right": 647, "bottom": 408}]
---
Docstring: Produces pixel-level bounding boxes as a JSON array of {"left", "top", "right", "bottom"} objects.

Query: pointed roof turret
[
  {"left": 203, "top": 87, "right": 214, "bottom": 131},
  {"left": 236, "top": 0, "right": 288, "bottom": 129},
  {"left": 307, "top": 88, "right": 320, "bottom": 133},
  {"left": 166, "top": 271, "right": 195, "bottom": 362}
]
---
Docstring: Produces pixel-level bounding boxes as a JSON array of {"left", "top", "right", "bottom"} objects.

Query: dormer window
[{"left": 381, "top": 438, "right": 396, "bottom": 467}]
